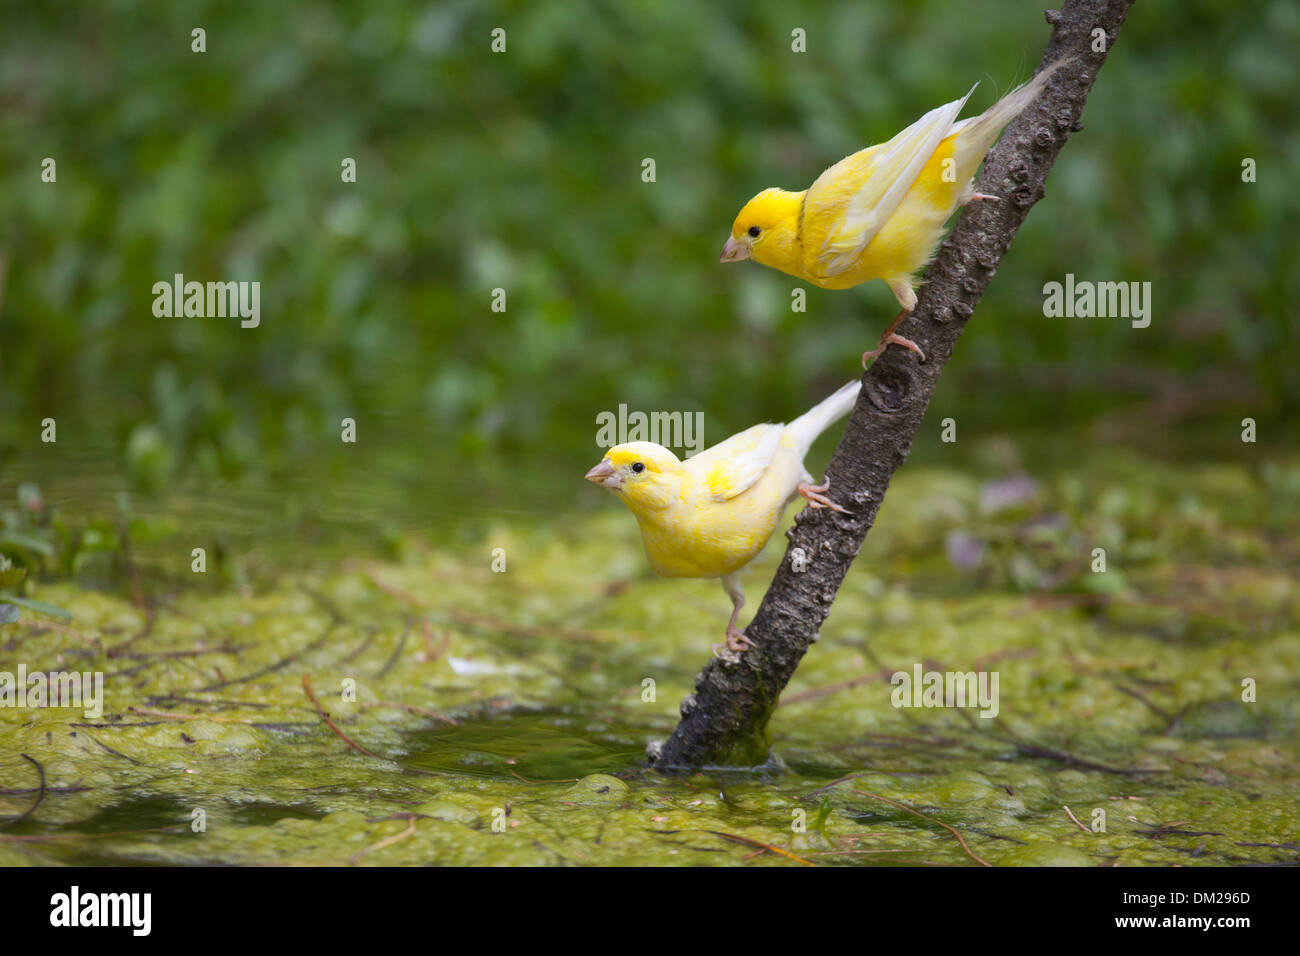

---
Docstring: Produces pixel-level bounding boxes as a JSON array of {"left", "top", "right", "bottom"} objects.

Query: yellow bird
[
  {"left": 720, "top": 62, "right": 1065, "bottom": 363},
  {"left": 585, "top": 380, "right": 859, "bottom": 655}
]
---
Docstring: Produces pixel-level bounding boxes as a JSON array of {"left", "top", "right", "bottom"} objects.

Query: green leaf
[
  {"left": 0, "top": 533, "right": 55, "bottom": 556},
  {"left": 812, "top": 796, "right": 833, "bottom": 833},
  {"left": 0, "top": 594, "right": 73, "bottom": 621}
]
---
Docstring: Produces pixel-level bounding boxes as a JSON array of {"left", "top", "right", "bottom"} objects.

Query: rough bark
[{"left": 648, "top": 0, "right": 1135, "bottom": 771}]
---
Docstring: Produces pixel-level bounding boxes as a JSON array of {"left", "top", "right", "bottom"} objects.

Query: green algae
[{"left": 1, "top": 454, "right": 1298, "bottom": 866}]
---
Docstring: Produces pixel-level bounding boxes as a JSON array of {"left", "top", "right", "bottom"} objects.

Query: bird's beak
[
  {"left": 719, "top": 236, "right": 751, "bottom": 263},
  {"left": 584, "top": 459, "right": 621, "bottom": 489}
]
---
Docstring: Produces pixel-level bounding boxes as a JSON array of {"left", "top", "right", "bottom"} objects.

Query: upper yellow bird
[
  {"left": 720, "top": 61, "right": 1066, "bottom": 363},
  {"left": 585, "top": 380, "right": 859, "bottom": 655}
]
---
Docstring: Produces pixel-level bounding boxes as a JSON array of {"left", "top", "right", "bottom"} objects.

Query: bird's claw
[
  {"left": 798, "top": 479, "right": 852, "bottom": 514},
  {"left": 862, "top": 333, "right": 926, "bottom": 367},
  {"left": 712, "top": 626, "right": 756, "bottom": 657}
]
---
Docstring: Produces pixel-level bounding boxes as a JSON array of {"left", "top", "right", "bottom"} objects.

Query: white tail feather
[
  {"left": 952, "top": 57, "right": 1073, "bottom": 181},
  {"left": 787, "top": 380, "right": 861, "bottom": 458}
]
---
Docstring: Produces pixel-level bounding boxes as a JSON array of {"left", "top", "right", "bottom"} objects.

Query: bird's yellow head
[
  {"left": 584, "top": 442, "right": 684, "bottom": 514},
  {"left": 720, "top": 187, "right": 802, "bottom": 269}
]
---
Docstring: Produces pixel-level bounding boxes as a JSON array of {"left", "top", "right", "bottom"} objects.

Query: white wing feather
[{"left": 813, "top": 85, "right": 976, "bottom": 275}]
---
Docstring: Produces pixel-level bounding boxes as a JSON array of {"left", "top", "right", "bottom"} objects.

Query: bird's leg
[
  {"left": 968, "top": 192, "right": 1001, "bottom": 202},
  {"left": 863, "top": 309, "right": 926, "bottom": 366},
  {"left": 798, "top": 476, "right": 851, "bottom": 514},
  {"left": 711, "top": 573, "right": 754, "bottom": 656}
]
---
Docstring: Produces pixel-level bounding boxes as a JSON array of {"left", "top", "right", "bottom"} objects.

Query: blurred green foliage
[{"left": 1, "top": 0, "right": 1296, "bottom": 487}]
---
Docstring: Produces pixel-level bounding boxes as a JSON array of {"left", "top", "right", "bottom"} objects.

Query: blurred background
[{"left": 1, "top": 0, "right": 1296, "bottom": 585}]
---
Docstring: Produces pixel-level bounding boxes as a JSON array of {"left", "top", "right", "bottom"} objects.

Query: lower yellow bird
[
  {"left": 720, "top": 61, "right": 1067, "bottom": 364},
  {"left": 585, "top": 380, "right": 860, "bottom": 655}
]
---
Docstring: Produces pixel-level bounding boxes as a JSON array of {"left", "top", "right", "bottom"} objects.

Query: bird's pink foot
[
  {"left": 864, "top": 309, "right": 925, "bottom": 366},
  {"left": 712, "top": 626, "right": 756, "bottom": 657},
  {"left": 969, "top": 192, "right": 1001, "bottom": 202},
  {"left": 862, "top": 333, "right": 925, "bottom": 366},
  {"left": 798, "top": 478, "right": 851, "bottom": 514}
]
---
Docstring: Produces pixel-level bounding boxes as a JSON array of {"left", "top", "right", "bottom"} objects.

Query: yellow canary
[
  {"left": 585, "top": 381, "right": 859, "bottom": 655},
  {"left": 720, "top": 61, "right": 1065, "bottom": 361}
]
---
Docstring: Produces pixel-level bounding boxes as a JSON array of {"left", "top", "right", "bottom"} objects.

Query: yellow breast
[{"left": 635, "top": 448, "right": 803, "bottom": 579}]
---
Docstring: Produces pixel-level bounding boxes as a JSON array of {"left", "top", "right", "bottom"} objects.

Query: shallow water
[{"left": 1, "top": 448, "right": 1298, "bottom": 866}]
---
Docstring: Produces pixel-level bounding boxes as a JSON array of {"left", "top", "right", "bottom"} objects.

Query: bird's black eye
[
  {"left": 747, "top": 226, "right": 761, "bottom": 238},
  {"left": 631, "top": 462, "right": 645, "bottom": 474}
]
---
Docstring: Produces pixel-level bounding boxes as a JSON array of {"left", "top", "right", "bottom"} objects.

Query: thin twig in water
[
  {"left": 196, "top": 627, "right": 334, "bottom": 692},
  {"left": 0, "top": 785, "right": 91, "bottom": 796},
  {"left": 375, "top": 619, "right": 411, "bottom": 678},
  {"left": 301, "top": 674, "right": 385, "bottom": 760},
  {"left": 146, "top": 694, "right": 275, "bottom": 710},
  {"left": 300, "top": 584, "right": 345, "bottom": 625},
  {"left": 806, "top": 771, "right": 875, "bottom": 797},
  {"left": 1114, "top": 683, "right": 1174, "bottom": 722},
  {"left": 418, "top": 618, "right": 450, "bottom": 662},
  {"left": 1, "top": 755, "right": 46, "bottom": 830},
  {"left": 21, "top": 619, "right": 101, "bottom": 648},
  {"left": 349, "top": 816, "right": 418, "bottom": 865},
  {"left": 84, "top": 735, "right": 144, "bottom": 765},
  {"left": 854, "top": 789, "right": 991, "bottom": 867},
  {"left": 341, "top": 628, "right": 376, "bottom": 664},
  {"left": 363, "top": 565, "right": 431, "bottom": 608},
  {"left": 130, "top": 706, "right": 263, "bottom": 726},
  {"left": 1063, "top": 805, "right": 1090, "bottom": 833},
  {"left": 107, "top": 643, "right": 246, "bottom": 680},
  {"left": 705, "top": 830, "right": 815, "bottom": 867},
  {"left": 361, "top": 701, "right": 456, "bottom": 725},
  {"left": 778, "top": 670, "right": 895, "bottom": 707},
  {"left": 1009, "top": 738, "right": 1152, "bottom": 777}
]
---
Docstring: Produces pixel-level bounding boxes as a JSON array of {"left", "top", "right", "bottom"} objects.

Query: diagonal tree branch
[{"left": 649, "top": 0, "right": 1135, "bottom": 771}]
